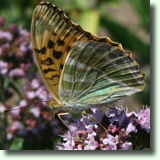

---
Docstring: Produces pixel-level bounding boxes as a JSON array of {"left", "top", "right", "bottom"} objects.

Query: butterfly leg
[
  {"left": 82, "top": 111, "right": 108, "bottom": 135},
  {"left": 57, "top": 112, "right": 72, "bottom": 145}
]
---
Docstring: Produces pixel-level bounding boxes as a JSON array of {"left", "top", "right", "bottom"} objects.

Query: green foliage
[
  {"left": 9, "top": 138, "right": 24, "bottom": 150},
  {"left": 100, "top": 16, "right": 150, "bottom": 64},
  {"left": 129, "top": 0, "right": 150, "bottom": 31}
]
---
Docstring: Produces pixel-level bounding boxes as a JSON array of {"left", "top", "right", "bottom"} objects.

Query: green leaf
[
  {"left": 79, "top": 10, "right": 99, "bottom": 34},
  {"left": 9, "top": 82, "right": 23, "bottom": 99},
  {"left": 129, "top": 0, "right": 150, "bottom": 31},
  {"left": 3, "top": 77, "right": 9, "bottom": 88},
  {"left": 100, "top": 16, "right": 150, "bottom": 64},
  {"left": 135, "top": 144, "right": 143, "bottom": 150},
  {"left": 9, "top": 138, "right": 24, "bottom": 150},
  {"left": 75, "top": 0, "right": 92, "bottom": 10}
]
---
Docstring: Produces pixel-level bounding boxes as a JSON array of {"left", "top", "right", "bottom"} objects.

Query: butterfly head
[{"left": 46, "top": 98, "right": 61, "bottom": 110}]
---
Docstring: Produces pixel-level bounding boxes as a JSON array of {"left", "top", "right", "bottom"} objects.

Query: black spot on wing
[
  {"left": 48, "top": 40, "right": 54, "bottom": 48},
  {"left": 47, "top": 75, "right": 60, "bottom": 80},
  {"left": 67, "top": 46, "right": 71, "bottom": 52},
  {"left": 34, "top": 48, "right": 41, "bottom": 53},
  {"left": 43, "top": 68, "right": 56, "bottom": 74},
  {"left": 58, "top": 39, "right": 65, "bottom": 46},
  {"left": 60, "top": 64, "right": 64, "bottom": 69},
  {"left": 53, "top": 50, "right": 62, "bottom": 59},
  {"left": 41, "top": 47, "right": 46, "bottom": 54},
  {"left": 51, "top": 83, "right": 58, "bottom": 86},
  {"left": 41, "top": 57, "right": 54, "bottom": 65},
  {"left": 34, "top": 47, "right": 46, "bottom": 54}
]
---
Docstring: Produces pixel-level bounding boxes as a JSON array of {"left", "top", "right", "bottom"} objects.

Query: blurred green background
[{"left": 0, "top": 0, "right": 150, "bottom": 150}]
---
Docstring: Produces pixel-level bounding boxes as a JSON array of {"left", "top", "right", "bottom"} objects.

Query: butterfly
[{"left": 31, "top": 2, "right": 146, "bottom": 115}]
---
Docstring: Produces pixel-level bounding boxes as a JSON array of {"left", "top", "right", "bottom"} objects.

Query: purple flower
[
  {"left": 26, "top": 91, "right": 36, "bottom": 99},
  {"left": 11, "top": 121, "right": 23, "bottom": 131},
  {"left": 19, "top": 28, "right": 29, "bottom": 36},
  {"left": 102, "top": 143, "right": 117, "bottom": 150},
  {"left": 8, "top": 24, "right": 19, "bottom": 35},
  {"left": 20, "top": 41, "right": 27, "bottom": 53},
  {"left": 35, "top": 86, "right": 48, "bottom": 100},
  {"left": 0, "top": 30, "right": 13, "bottom": 41},
  {"left": 31, "top": 107, "right": 40, "bottom": 118},
  {"left": 0, "top": 60, "right": 8, "bottom": 75},
  {"left": 80, "top": 115, "right": 93, "bottom": 127},
  {"left": 10, "top": 106, "right": 20, "bottom": 116},
  {"left": 103, "top": 134, "right": 119, "bottom": 145},
  {"left": 57, "top": 141, "right": 75, "bottom": 150},
  {"left": 48, "top": 92, "right": 53, "bottom": 99},
  {"left": 108, "top": 107, "right": 129, "bottom": 128},
  {"left": 60, "top": 123, "right": 79, "bottom": 142},
  {"left": 102, "top": 135, "right": 119, "bottom": 150},
  {"left": 31, "top": 78, "right": 40, "bottom": 89},
  {"left": 9, "top": 68, "right": 25, "bottom": 78},
  {"left": 138, "top": 107, "right": 150, "bottom": 133},
  {"left": 108, "top": 106, "right": 119, "bottom": 118},
  {"left": 18, "top": 128, "right": 27, "bottom": 136},
  {"left": 0, "top": 105, "right": 6, "bottom": 113},
  {"left": 56, "top": 106, "right": 150, "bottom": 150},
  {"left": 7, "top": 133, "right": 13, "bottom": 140},
  {"left": 74, "top": 144, "right": 83, "bottom": 150},
  {"left": 19, "top": 99, "right": 27, "bottom": 107},
  {"left": 108, "top": 124, "right": 117, "bottom": 133},
  {"left": 91, "top": 107, "right": 104, "bottom": 123},
  {"left": 84, "top": 138, "right": 99, "bottom": 150},
  {"left": 126, "top": 123, "right": 137, "bottom": 133},
  {"left": 120, "top": 142, "right": 132, "bottom": 150}
]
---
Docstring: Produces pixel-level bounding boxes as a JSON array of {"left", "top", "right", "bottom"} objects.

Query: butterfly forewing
[
  {"left": 59, "top": 41, "right": 146, "bottom": 107},
  {"left": 31, "top": 2, "right": 92, "bottom": 103}
]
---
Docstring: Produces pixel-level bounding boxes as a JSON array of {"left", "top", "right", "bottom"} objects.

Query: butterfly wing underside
[
  {"left": 31, "top": 2, "right": 93, "bottom": 103},
  {"left": 31, "top": 2, "right": 146, "bottom": 108},
  {"left": 59, "top": 41, "right": 146, "bottom": 106},
  {"left": 31, "top": 2, "right": 123, "bottom": 104}
]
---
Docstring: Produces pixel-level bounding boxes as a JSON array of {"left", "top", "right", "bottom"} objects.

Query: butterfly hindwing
[{"left": 59, "top": 41, "right": 146, "bottom": 107}]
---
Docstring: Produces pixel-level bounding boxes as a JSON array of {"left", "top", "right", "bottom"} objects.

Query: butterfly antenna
[
  {"left": 3, "top": 101, "right": 48, "bottom": 113},
  {"left": 26, "top": 79, "right": 48, "bottom": 99}
]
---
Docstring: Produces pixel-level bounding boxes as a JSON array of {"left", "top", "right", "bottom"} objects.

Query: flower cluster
[
  {"left": 57, "top": 106, "right": 150, "bottom": 150},
  {"left": 0, "top": 17, "right": 32, "bottom": 80},
  {"left": 0, "top": 17, "right": 73, "bottom": 150}
]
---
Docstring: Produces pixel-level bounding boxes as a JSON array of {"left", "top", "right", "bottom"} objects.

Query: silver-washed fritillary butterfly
[{"left": 31, "top": 2, "right": 146, "bottom": 114}]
